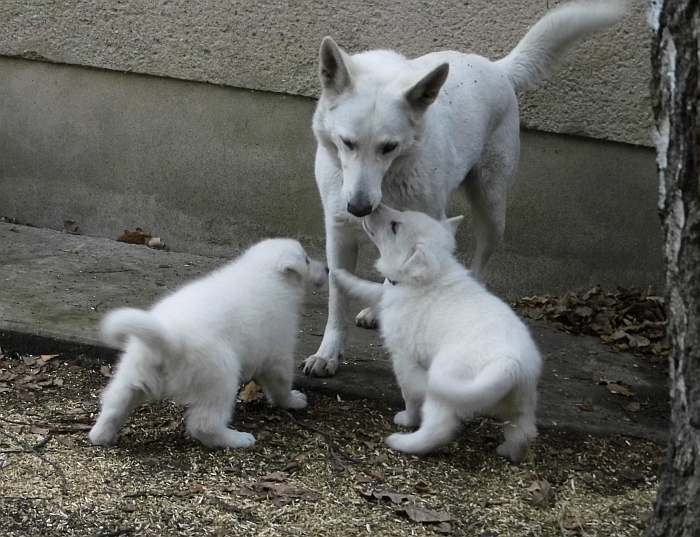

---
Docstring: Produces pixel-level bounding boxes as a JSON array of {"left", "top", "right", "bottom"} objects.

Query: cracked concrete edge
[{"left": 0, "top": 323, "right": 668, "bottom": 445}]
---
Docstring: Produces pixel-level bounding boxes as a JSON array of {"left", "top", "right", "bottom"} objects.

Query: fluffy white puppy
[
  {"left": 334, "top": 206, "right": 542, "bottom": 462},
  {"left": 89, "top": 238, "right": 328, "bottom": 449}
]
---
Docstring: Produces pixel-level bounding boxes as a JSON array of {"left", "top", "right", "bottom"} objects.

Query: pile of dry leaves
[{"left": 514, "top": 286, "right": 669, "bottom": 361}]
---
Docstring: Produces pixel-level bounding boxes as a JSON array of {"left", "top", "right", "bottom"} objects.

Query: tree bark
[{"left": 647, "top": 1, "right": 700, "bottom": 536}]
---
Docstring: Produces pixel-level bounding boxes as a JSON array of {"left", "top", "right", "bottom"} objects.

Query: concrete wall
[
  {"left": 0, "top": 58, "right": 662, "bottom": 298},
  {"left": 1, "top": 0, "right": 651, "bottom": 146}
]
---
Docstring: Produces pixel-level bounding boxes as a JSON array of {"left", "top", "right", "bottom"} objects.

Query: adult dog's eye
[
  {"left": 390, "top": 221, "right": 399, "bottom": 235},
  {"left": 381, "top": 142, "right": 398, "bottom": 155},
  {"left": 341, "top": 137, "right": 356, "bottom": 150}
]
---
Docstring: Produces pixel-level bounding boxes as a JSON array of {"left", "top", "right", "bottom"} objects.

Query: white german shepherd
[{"left": 305, "top": 1, "right": 626, "bottom": 377}]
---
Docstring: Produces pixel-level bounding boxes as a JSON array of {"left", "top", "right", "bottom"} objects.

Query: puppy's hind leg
[
  {"left": 185, "top": 352, "right": 255, "bottom": 449},
  {"left": 386, "top": 397, "right": 460, "bottom": 455},
  {"left": 257, "top": 358, "right": 307, "bottom": 410},
  {"left": 89, "top": 363, "right": 145, "bottom": 446},
  {"left": 497, "top": 401, "right": 538, "bottom": 463}
]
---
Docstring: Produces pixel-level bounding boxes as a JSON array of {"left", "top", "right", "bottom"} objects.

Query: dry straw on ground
[{"left": 0, "top": 351, "right": 661, "bottom": 536}]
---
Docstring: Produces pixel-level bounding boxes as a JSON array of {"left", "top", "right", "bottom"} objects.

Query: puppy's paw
[
  {"left": 286, "top": 390, "right": 308, "bottom": 410},
  {"left": 393, "top": 410, "right": 419, "bottom": 428},
  {"left": 303, "top": 354, "right": 339, "bottom": 377},
  {"left": 355, "top": 307, "right": 379, "bottom": 330},
  {"left": 385, "top": 432, "right": 414, "bottom": 453},
  {"left": 88, "top": 423, "right": 118, "bottom": 446},
  {"left": 225, "top": 430, "right": 256, "bottom": 449},
  {"left": 497, "top": 441, "right": 528, "bottom": 464}
]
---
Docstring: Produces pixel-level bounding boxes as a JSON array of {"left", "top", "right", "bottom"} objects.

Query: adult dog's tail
[
  {"left": 497, "top": 0, "right": 627, "bottom": 93},
  {"left": 101, "top": 308, "right": 175, "bottom": 356}
]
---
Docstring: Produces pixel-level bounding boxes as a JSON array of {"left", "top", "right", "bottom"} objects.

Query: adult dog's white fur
[
  {"left": 333, "top": 206, "right": 542, "bottom": 462},
  {"left": 305, "top": 0, "right": 626, "bottom": 377},
  {"left": 89, "top": 239, "right": 327, "bottom": 449}
]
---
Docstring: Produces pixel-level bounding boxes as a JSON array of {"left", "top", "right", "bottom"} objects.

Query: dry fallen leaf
[
  {"left": 239, "top": 381, "right": 264, "bottom": 402},
  {"left": 606, "top": 382, "right": 635, "bottom": 397},
  {"left": 397, "top": 504, "right": 452, "bottom": 524},
  {"left": 575, "top": 403, "right": 594, "bottom": 412},
  {"left": 237, "top": 480, "right": 321, "bottom": 507},
  {"left": 100, "top": 365, "right": 113, "bottom": 378},
  {"left": 625, "top": 401, "right": 642, "bottom": 413},
  {"left": 117, "top": 228, "right": 152, "bottom": 245},
  {"left": 63, "top": 220, "right": 80, "bottom": 234},
  {"left": 360, "top": 488, "right": 416, "bottom": 505},
  {"left": 526, "top": 479, "right": 554, "bottom": 506}
]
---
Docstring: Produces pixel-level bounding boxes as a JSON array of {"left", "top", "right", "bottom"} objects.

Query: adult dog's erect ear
[
  {"left": 443, "top": 215, "right": 464, "bottom": 237},
  {"left": 397, "top": 243, "right": 440, "bottom": 284},
  {"left": 405, "top": 62, "right": 449, "bottom": 111},
  {"left": 319, "top": 36, "right": 353, "bottom": 95}
]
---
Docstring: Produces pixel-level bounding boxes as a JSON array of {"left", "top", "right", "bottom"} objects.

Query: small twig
[
  {"left": 283, "top": 411, "right": 360, "bottom": 468},
  {"left": 96, "top": 527, "right": 134, "bottom": 537},
  {"left": 0, "top": 427, "right": 68, "bottom": 495}
]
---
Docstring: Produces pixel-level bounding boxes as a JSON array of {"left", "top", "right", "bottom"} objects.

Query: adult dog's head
[
  {"left": 361, "top": 205, "right": 463, "bottom": 285},
  {"left": 312, "top": 37, "right": 449, "bottom": 218}
]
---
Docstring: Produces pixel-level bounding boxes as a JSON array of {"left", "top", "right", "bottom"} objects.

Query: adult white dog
[
  {"left": 89, "top": 239, "right": 327, "bottom": 449},
  {"left": 334, "top": 206, "right": 542, "bottom": 462},
  {"left": 305, "top": 1, "right": 626, "bottom": 377}
]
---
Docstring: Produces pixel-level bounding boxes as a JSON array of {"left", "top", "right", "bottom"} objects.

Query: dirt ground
[{"left": 0, "top": 352, "right": 662, "bottom": 537}]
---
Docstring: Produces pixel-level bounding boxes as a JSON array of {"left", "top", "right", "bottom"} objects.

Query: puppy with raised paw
[
  {"left": 89, "top": 239, "right": 327, "bottom": 449},
  {"left": 334, "top": 205, "right": 542, "bottom": 462}
]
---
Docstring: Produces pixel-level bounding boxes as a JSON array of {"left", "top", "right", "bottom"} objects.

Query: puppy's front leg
[
  {"left": 258, "top": 360, "right": 308, "bottom": 410},
  {"left": 332, "top": 269, "right": 384, "bottom": 305}
]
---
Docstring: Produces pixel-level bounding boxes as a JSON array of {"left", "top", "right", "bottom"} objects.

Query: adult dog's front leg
[{"left": 304, "top": 220, "right": 358, "bottom": 377}]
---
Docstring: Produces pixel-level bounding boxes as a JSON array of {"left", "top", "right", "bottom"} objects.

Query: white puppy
[
  {"left": 334, "top": 206, "right": 542, "bottom": 462},
  {"left": 89, "top": 239, "right": 328, "bottom": 449}
]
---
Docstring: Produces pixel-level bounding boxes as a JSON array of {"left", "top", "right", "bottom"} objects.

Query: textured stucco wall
[{"left": 1, "top": 0, "right": 651, "bottom": 146}]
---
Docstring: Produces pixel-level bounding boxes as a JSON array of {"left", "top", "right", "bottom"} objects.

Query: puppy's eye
[
  {"left": 341, "top": 137, "right": 356, "bottom": 150},
  {"left": 305, "top": 256, "right": 310, "bottom": 265},
  {"left": 381, "top": 142, "right": 398, "bottom": 155},
  {"left": 390, "top": 221, "right": 399, "bottom": 235}
]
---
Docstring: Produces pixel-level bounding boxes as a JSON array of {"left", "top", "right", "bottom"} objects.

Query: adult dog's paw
[
  {"left": 303, "top": 354, "right": 339, "bottom": 377},
  {"left": 355, "top": 307, "right": 379, "bottom": 330}
]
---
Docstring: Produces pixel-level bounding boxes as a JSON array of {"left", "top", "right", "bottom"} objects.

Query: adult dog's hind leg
[{"left": 462, "top": 120, "right": 519, "bottom": 281}]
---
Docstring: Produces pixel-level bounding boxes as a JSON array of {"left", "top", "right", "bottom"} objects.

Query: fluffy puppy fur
[
  {"left": 334, "top": 206, "right": 542, "bottom": 462},
  {"left": 89, "top": 239, "right": 327, "bottom": 449}
]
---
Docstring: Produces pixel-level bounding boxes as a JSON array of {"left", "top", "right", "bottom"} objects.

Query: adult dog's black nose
[{"left": 347, "top": 201, "right": 373, "bottom": 217}]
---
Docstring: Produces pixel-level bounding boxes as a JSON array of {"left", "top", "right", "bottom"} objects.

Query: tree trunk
[{"left": 647, "top": 1, "right": 700, "bottom": 536}]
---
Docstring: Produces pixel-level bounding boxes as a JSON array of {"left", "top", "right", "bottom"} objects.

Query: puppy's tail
[
  {"left": 496, "top": 0, "right": 627, "bottom": 93},
  {"left": 429, "top": 359, "right": 517, "bottom": 412},
  {"left": 101, "top": 308, "right": 174, "bottom": 356}
]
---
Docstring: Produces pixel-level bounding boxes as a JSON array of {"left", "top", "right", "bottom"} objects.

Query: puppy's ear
[
  {"left": 443, "top": 215, "right": 464, "bottom": 237},
  {"left": 405, "top": 63, "right": 449, "bottom": 111},
  {"left": 397, "top": 243, "right": 440, "bottom": 284},
  {"left": 319, "top": 36, "right": 352, "bottom": 95},
  {"left": 277, "top": 250, "right": 307, "bottom": 280}
]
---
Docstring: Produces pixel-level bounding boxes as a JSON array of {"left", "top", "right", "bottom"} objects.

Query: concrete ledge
[
  {"left": 0, "top": 58, "right": 662, "bottom": 299},
  {"left": 0, "top": 223, "right": 668, "bottom": 442}
]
